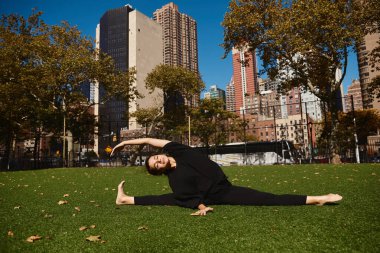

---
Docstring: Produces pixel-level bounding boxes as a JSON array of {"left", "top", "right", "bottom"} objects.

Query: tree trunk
[
  {"left": 327, "top": 94, "right": 342, "bottom": 164},
  {"left": 33, "top": 130, "right": 41, "bottom": 169}
]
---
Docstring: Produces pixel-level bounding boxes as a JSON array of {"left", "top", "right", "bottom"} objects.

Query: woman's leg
[
  {"left": 116, "top": 181, "right": 176, "bottom": 206},
  {"left": 210, "top": 186, "right": 306, "bottom": 206},
  {"left": 212, "top": 186, "right": 342, "bottom": 206}
]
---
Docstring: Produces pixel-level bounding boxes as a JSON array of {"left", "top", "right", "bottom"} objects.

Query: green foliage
[
  {"left": 222, "top": 0, "right": 364, "bottom": 101},
  {"left": 0, "top": 12, "right": 138, "bottom": 167},
  {"left": 222, "top": 0, "right": 378, "bottom": 158},
  {"left": 1, "top": 164, "right": 379, "bottom": 252},
  {"left": 190, "top": 99, "right": 237, "bottom": 146},
  {"left": 367, "top": 76, "right": 380, "bottom": 104},
  {"left": 145, "top": 64, "right": 204, "bottom": 103},
  {"left": 136, "top": 64, "right": 205, "bottom": 139},
  {"left": 317, "top": 109, "right": 380, "bottom": 156}
]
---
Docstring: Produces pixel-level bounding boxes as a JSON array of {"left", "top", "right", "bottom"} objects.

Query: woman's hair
[{"left": 145, "top": 154, "right": 165, "bottom": 176}]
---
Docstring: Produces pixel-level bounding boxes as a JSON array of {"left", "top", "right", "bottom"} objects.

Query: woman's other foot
[
  {"left": 116, "top": 181, "right": 134, "bottom": 205},
  {"left": 307, "top": 194, "right": 343, "bottom": 205}
]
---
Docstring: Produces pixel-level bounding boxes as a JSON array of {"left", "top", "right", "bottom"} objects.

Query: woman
[{"left": 111, "top": 138, "right": 342, "bottom": 216}]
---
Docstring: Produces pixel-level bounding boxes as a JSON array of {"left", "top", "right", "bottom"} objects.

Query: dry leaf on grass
[
  {"left": 8, "top": 230, "right": 14, "bottom": 237},
  {"left": 137, "top": 225, "right": 148, "bottom": 231},
  {"left": 63, "top": 194, "right": 70, "bottom": 197},
  {"left": 75, "top": 207, "right": 81, "bottom": 212},
  {"left": 58, "top": 200, "right": 68, "bottom": 205},
  {"left": 86, "top": 235, "right": 101, "bottom": 242},
  {"left": 80, "top": 225, "right": 96, "bottom": 231},
  {"left": 26, "top": 235, "right": 42, "bottom": 243},
  {"left": 14, "top": 206, "right": 21, "bottom": 209}
]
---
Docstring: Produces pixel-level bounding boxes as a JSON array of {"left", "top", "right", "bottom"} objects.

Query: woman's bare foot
[
  {"left": 115, "top": 181, "right": 134, "bottom": 205},
  {"left": 306, "top": 194, "right": 343, "bottom": 205}
]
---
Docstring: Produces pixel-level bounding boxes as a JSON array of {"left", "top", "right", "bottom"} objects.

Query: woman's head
[{"left": 145, "top": 154, "right": 171, "bottom": 175}]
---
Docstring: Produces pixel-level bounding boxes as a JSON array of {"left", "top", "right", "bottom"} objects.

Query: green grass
[{"left": 0, "top": 164, "right": 379, "bottom": 252}]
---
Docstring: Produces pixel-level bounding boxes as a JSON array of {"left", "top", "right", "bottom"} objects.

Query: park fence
[{"left": 1, "top": 96, "right": 379, "bottom": 170}]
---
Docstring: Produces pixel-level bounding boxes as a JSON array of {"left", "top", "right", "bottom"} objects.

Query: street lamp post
[
  {"left": 351, "top": 95, "right": 360, "bottom": 163},
  {"left": 62, "top": 97, "right": 67, "bottom": 168},
  {"left": 188, "top": 115, "right": 191, "bottom": 146},
  {"left": 273, "top": 105, "right": 278, "bottom": 164},
  {"left": 242, "top": 108, "right": 247, "bottom": 165}
]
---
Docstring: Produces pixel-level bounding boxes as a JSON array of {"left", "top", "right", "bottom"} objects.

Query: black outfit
[{"left": 135, "top": 142, "right": 306, "bottom": 209}]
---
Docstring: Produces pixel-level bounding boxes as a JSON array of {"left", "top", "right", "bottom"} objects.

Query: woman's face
[{"left": 148, "top": 154, "right": 170, "bottom": 172}]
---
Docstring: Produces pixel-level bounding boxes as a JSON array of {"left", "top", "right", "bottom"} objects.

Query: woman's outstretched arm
[{"left": 110, "top": 138, "right": 171, "bottom": 156}]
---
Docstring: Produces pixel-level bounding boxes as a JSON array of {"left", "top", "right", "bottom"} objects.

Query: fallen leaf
[
  {"left": 63, "top": 194, "right": 69, "bottom": 197},
  {"left": 8, "top": 230, "right": 14, "bottom": 237},
  {"left": 89, "top": 200, "right": 95, "bottom": 203},
  {"left": 58, "top": 200, "right": 68, "bottom": 205},
  {"left": 86, "top": 235, "right": 101, "bottom": 242},
  {"left": 101, "top": 240, "right": 107, "bottom": 243},
  {"left": 90, "top": 225, "right": 96, "bottom": 229},
  {"left": 26, "top": 235, "right": 42, "bottom": 243},
  {"left": 79, "top": 226, "right": 88, "bottom": 231},
  {"left": 138, "top": 225, "right": 148, "bottom": 231},
  {"left": 14, "top": 206, "right": 21, "bottom": 210},
  {"left": 75, "top": 207, "right": 81, "bottom": 212}
]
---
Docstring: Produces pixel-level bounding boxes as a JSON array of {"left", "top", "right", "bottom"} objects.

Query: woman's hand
[
  {"left": 110, "top": 142, "right": 126, "bottom": 157},
  {"left": 191, "top": 206, "right": 214, "bottom": 216}
]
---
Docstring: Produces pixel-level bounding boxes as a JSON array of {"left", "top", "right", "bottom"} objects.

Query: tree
[
  {"left": 190, "top": 99, "right": 237, "bottom": 147},
  {"left": 0, "top": 11, "right": 52, "bottom": 169},
  {"left": 367, "top": 76, "right": 380, "bottom": 105},
  {"left": 0, "top": 12, "right": 138, "bottom": 169},
  {"left": 222, "top": 0, "right": 369, "bottom": 161},
  {"left": 144, "top": 64, "right": 205, "bottom": 138},
  {"left": 318, "top": 109, "right": 380, "bottom": 160}
]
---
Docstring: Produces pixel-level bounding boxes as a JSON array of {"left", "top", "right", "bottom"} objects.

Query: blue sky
[{"left": 1, "top": 0, "right": 359, "bottom": 93}]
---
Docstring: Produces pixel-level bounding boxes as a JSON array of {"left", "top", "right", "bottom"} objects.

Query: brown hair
[{"left": 145, "top": 154, "right": 165, "bottom": 176}]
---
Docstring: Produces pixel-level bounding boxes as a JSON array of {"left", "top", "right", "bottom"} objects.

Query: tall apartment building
[
  {"left": 226, "top": 78, "right": 235, "bottom": 112},
  {"left": 258, "top": 78, "right": 280, "bottom": 93},
  {"left": 153, "top": 2, "right": 199, "bottom": 107},
  {"left": 357, "top": 31, "right": 380, "bottom": 111},
  {"left": 232, "top": 47, "right": 259, "bottom": 113},
  {"left": 344, "top": 79, "right": 363, "bottom": 112},
  {"left": 96, "top": 5, "right": 163, "bottom": 156}
]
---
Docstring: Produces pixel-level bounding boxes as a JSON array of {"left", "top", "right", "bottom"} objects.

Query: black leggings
[{"left": 135, "top": 186, "right": 307, "bottom": 206}]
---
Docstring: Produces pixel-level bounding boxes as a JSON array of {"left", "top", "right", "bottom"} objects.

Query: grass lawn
[{"left": 0, "top": 164, "right": 379, "bottom": 252}]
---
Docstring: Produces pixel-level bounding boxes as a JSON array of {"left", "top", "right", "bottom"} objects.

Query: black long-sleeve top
[{"left": 163, "top": 142, "right": 231, "bottom": 209}]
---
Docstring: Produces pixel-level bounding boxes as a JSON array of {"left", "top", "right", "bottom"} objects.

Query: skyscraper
[
  {"left": 226, "top": 78, "right": 235, "bottom": 112},
  {"left": 357, "top": 31, "right": 380, "bottom": 111},
  {"left": 153, "top": 2, "right": 198, "bottom": 72},
  {"left": 344, "top": 79, "right": 363, "bottom": 112},
  {"left": 153, "top": 2, "right": 199, "bottom": 107},
  {"left": 96, "top": 5, "right": 163, "bottom": 156},
  {"left": 232, "top": 47, "right": 259, "bottom": 113}
]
